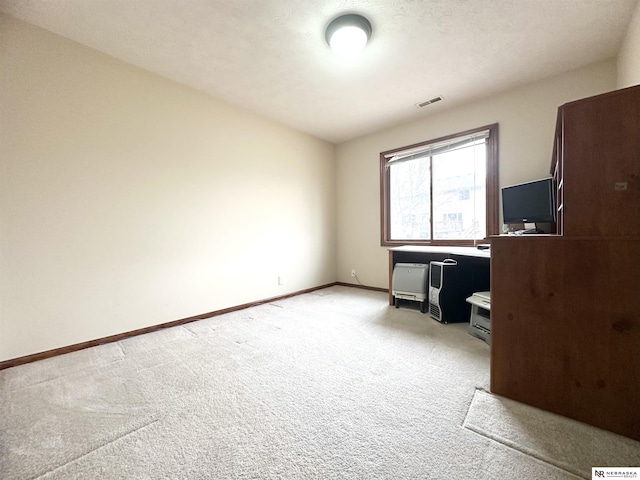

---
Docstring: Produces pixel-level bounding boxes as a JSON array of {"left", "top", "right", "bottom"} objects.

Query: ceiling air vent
[{"left": 416, "top": 96, "right": 444, "bottom": 108}]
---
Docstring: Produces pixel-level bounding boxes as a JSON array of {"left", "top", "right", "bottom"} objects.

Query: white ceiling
[{"left": 1, "top": 0, "right": 637, "bottom": 143}]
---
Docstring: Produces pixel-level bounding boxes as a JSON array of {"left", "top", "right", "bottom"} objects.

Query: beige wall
[
  {"left": 336, "top": 61, "right": 617, "bottom": 289},
  {"left": 1, "top": 9, "right": 635, "bottom": 363},
  {"left": 0, "top": 14, "right": 336, "bottom": 361},
  {"left": 618, "top": 0, "right": 640, "bottom": 87}
]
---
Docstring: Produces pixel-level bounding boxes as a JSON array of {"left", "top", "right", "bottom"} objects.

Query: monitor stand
[{"left": 522, "top": 222, "right": 543, "bottom": 234}]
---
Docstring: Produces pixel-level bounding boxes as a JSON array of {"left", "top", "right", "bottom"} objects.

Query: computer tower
[
  {"left": 428, "top": 259, "right": 473, "bottom": 324},
  {"left": 392, "top": 263, "right": 429, "bottom": 313}
]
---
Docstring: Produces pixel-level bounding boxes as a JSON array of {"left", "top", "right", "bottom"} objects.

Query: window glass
[
  {"left": 380, "top": 124, "right": 498, "bottom": 246},
  {"left": 431, "top": 143, "right": 486, "bottom": 240},
  {"left": 389, "top": 154, "right": 430, "bottom": 239}
]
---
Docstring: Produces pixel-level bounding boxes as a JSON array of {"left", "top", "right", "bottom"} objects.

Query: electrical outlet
[
  {"left": 278, "top": 276, "right": 284, "bottom": 285},
  {"left": 351, "top": 269, "right": 356, "bottom": 277}
]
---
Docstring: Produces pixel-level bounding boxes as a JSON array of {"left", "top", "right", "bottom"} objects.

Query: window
[{"left": 380, "top": 124, "right": 499, "bottom": 246}]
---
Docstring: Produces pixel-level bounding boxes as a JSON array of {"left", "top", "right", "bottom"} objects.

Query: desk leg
[{"left": 388, "top": 251, "right": 394, "bottom": 305}]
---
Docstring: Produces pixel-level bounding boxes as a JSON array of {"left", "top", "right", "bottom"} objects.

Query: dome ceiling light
[{"left": 325, "top": 14, "right": 372, "bottom": 57}]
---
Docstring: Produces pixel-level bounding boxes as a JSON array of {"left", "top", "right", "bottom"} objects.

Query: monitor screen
[{"left": 502, "top": 178, "right": 555, "bottom": 224}]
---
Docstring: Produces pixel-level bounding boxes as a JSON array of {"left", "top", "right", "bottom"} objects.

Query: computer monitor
[{"left": 502, "top": 177, "right": 555, "bottom": 224}]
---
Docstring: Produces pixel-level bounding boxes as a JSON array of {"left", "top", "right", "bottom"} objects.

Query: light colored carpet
[
  {"left": 1, "top": 286, "right": 638, "bottom": 479},
  {"left": 464, "top": 389, "right": 640, "bottom": 479}
]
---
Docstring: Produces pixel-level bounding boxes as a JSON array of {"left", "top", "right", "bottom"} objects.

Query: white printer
[
  {"left": 392, "top": 263, "right": 429, "bottom": 313},
  {"left": 466, "top": 291, "right": 491, "bottom": 344}
]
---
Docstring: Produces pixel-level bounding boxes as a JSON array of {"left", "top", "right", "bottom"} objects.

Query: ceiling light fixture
[{"left": 325, "top": 14, "right": 372, "bottom": 57}]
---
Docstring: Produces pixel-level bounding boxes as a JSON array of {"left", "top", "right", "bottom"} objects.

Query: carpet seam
[
  {"left": 6, "top": 358, "right": 126, "bottom": 393},
  {"left": 30, "top": 417, "right": 159, "bottom": 480},
  {"left": 463, "top": 422, "right": 587, "bottom": 479},
  {"left": 461, "top": 387, "right": 484, "bottom": 428}
]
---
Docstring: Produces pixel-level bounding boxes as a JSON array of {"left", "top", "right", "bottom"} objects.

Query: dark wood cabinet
[
  {"left": 551, "top": 85, "right": 640, "bottom": 237},
  {"left": 491, "top": 85, "right": 640, "bottom": 441}
]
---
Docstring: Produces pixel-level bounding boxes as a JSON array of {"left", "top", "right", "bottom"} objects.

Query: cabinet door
[
  {"left": 561, "top": 86, "right": 640, "bottom": 237},
  {"left": 490, "top": 236, "right": 640, "bottom": 440}
]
